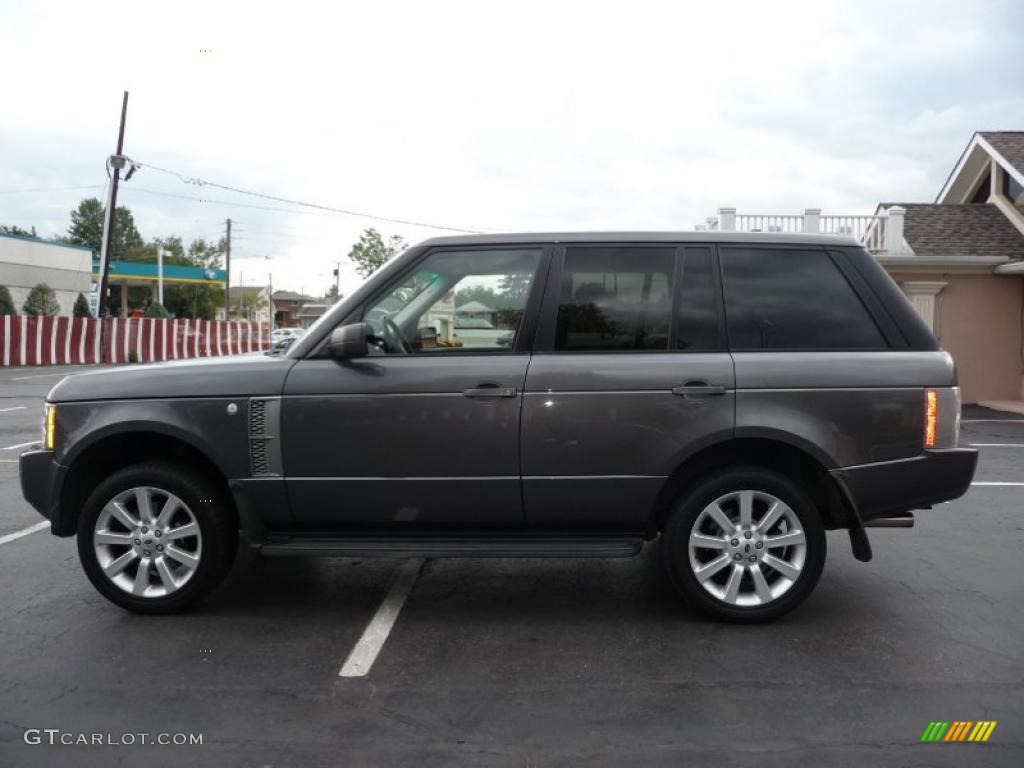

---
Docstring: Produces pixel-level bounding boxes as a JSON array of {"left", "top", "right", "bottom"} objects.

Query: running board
[
  {"left": 863, "top": 514, "right": 915, "bottom": 528},
  {"left": 257, "top": 534, "right": 644, "bottom": 558}
]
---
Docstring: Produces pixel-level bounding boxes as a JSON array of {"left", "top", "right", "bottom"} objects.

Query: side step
[
  {"left": 258, "top": 534, "right": 644, "bottom": 558},
  {"left": 863, "top": 514, "right": 915, "bottom": 528}
]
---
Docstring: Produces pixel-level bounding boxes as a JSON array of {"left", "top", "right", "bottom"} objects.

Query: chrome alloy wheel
[
  {"left": 687, "top": 490, "right": 807, "bottom": 607},
  {"left": 92, "top": 487, "right": 202, "bottom": 598}
]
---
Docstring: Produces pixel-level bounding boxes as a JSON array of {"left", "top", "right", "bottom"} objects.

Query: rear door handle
[
  {"left": 464, "top": 385, "right": 518, "bottom": 398},
  {"left": 672, "top": 382, "right": 727, "bottom": 396}
]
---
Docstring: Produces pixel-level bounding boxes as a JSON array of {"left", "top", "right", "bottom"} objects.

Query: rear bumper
[
  {"left": 830, "top": 448, "right": 978, "bottom": 522},
  {"left": 19, "top": 448, "right": 61, "bottom": 532}
]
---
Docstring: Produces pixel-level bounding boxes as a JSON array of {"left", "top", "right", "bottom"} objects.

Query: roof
[
  {"left": 882, "top": 203, "right": 1024, "bottom": 261},
  {"left": 979, "top": 131, "right": 1024, "bottom": 176},
  {"left": 0, "top": 231, "right": 94, "bottom": 252},
  {"left": 418, "top": 231, "right": 859, "bottom": 248},
  {"left": 228, "top": 286, "right": 267, "bottom": 299},
  {"left": 296, "top": 303, "right": 328, "bottom": 318},
  {"left": 272, "top": 290, "right": 314, "bottom": 301},
  {"left": 456, "top": 300, "right": 495, "bottom": 313}
]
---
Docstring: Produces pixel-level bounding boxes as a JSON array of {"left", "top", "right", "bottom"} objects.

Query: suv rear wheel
[
  {"left": 663, "top": 467, "right": 826, "bottom": 622},
  {"left": 76, "top": 461, "right": 237, "bottom": 614}
]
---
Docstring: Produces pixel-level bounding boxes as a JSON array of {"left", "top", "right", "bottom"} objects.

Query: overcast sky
[{"left": 1, "top": 0, "right": 1022, "bottom": 297}]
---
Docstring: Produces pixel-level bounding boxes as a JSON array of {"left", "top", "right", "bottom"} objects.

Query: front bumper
[
  {"left": 830, "top": 447, "right": 978, "bottom": 522},
  {"left": 19, "top": 448, "right": 60, "bottom": 531}
]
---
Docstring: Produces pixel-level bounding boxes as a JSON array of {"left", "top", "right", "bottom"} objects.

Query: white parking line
[
  {"left": 971, "top": 482, "right": 1024, "bottom": 487},
  {"left": 0, "top": 406, "right": 26, "bottom": 412},
  {"left": 339, "top": 558, "right": 425, "bottom": 678},
  {"left": 962, "top": 419, "right": 1024, "bottom": 423},
  {"left": 3, "top": 441, "right": 38, "bottom": 451},
  {"left": 0, "top": 521, "right": 49, "bottom": 545},
  {"left": 969, "top": 443, "right": 1024, "bottom": 448},
  {"left": 7, "top": 372, "right": 69, "bottom": 381}
]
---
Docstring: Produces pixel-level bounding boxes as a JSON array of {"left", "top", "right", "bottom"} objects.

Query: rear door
[{"left": 520, "top": 243, "right": 735, "bottom": 528}]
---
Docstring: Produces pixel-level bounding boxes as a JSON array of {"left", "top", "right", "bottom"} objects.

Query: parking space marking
[
  {"left": 339, "top": 558, "right": 425, "bottom": 678},
  {"left": 0, "top": 521, "right": 48, "bottom": 545},
  {"left": 971, "top": 481, "right": 1024, "bottom": 486},
  {"left": 0, "top": 406, "right": 26, "bottom": 412},
  {"left": 962, "top": 419, "right": 1024, "bottom": 423},
  {"left": 3, "top": 441, "right": 37, "bottom": 451},
  {"left": 969, "top": 443, "right": 1024, "bottom": 447}
]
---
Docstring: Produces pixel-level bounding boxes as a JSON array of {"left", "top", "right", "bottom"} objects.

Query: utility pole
[
  {"left": 97, "top": 91, "right": 129, "bottom": 361},
  {"left": 224, "top": 218, "right": 232, "bottom": 319}
]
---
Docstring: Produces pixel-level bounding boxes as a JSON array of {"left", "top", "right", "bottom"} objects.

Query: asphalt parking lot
[{"left": 0, "top": 364, "right": 1022, "bottom": 767}]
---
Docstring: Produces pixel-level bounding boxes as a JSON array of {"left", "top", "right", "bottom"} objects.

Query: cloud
[{"left": 0, "top": 0, "right": 1021, "bottom": 297}]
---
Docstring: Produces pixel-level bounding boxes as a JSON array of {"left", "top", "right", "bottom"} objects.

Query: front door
[
  {"left": 521, "top": 244, "right": 735, "bottom": 528},
  {"left": 282, "top": 246, "right": 547, "bottom": 527}
]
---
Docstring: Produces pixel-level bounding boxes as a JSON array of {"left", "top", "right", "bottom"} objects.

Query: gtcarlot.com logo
[
  {"left": 23, "top": 729, "right": 202, "bottom": 746},
  {"left": 921, "top": 720, "right": 997, "bottom": 743}
]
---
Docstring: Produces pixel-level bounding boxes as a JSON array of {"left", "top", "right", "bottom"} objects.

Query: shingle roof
[
  {"left": 980, "top": 131, "right": 1024, "bottom": 176},
  {"left": 883, "top": 203, "right": 1024, "bottom": 260}
]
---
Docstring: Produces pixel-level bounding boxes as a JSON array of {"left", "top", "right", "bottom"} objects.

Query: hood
[{"left": 47, "top": 353, "right": 297, "bottom": 403}]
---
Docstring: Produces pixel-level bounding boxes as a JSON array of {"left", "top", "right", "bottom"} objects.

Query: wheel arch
[
  {"left": 647, "top": 436, "right": 852, "bottom": 537},
  {"left": 56, "top": 428, "right": 237, "bottom": 537}
]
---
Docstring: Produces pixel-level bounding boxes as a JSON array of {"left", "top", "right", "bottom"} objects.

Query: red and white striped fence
[{"left": 0, "top": 316, "right": 270, "bottom": 366}]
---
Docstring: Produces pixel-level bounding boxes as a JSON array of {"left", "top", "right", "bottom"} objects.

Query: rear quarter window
[{"left": 721, "top": 247, "right": 887, "bottom": 350}]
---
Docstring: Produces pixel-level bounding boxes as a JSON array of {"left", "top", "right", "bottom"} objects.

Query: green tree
[
  {"left": 66, "top": 197, "right": 144, "bottom": 258},
  {"left": 348, "top": 228, "right": 407, "bottom": 278},
  {"left": 73, "top": 292, "right": 91, "bottom": 317},
  {"left": 23, "top": 283, "right": 60, "bottom": 316},
  {"left": 0, "top": 285, "right": 16, "bottom": 315},
  {"left": 0, "top": 224, "right": 38, "bottom": 238},
  {"left": 454, "top": 285, "right": 500, "bottom": 308}
]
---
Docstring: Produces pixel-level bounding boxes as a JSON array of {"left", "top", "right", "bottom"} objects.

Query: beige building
[{"left": 707, "top": 131, "right": 1024, "bottom": 404}]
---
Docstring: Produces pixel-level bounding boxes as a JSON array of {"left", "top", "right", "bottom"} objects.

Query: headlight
[{"left": 43, "top": 404, "right": 56, "bottom": 450}]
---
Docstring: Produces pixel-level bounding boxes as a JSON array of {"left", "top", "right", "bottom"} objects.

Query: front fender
[{"left": 56, "top": 398, "right": 251, "bottom": 479}]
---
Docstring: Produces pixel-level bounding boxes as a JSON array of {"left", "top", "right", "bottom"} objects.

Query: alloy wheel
[
  {"left": 92, "top": 486, "right": 203, "bottom": 598},
  {"left": 687, "top": 489, "right": 807, "bottom": 607}
]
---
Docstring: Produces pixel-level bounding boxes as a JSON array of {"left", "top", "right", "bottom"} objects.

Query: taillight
[{"left": 924, "top": 389, "right": 938, "bottom": 448}]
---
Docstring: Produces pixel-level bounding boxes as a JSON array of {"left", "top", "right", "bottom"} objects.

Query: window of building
[
  {"left": 555, "top": 247, "right": 675, "bottom": 351},
  {"left": 721, "top": 248, "right": 886, "bottom": 350},
  {"left": 1002, "top": 170, "right": 1024, "bottom": 208}
]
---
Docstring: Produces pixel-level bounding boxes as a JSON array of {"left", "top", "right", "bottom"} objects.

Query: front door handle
[
  {"left": 464, "top": 384, "right": 518, "bottom": 398},
  {"left": 672, "top": 381, "right": 727, "bottom": 396}
]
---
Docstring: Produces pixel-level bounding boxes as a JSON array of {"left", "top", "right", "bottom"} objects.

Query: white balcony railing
[{"left": 708, "top": 207, "right": 903, "bottom": 255}]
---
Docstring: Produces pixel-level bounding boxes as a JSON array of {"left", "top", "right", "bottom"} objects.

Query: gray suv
[{"left": 20, "top": 233, "right": 978, "bottom": 621}]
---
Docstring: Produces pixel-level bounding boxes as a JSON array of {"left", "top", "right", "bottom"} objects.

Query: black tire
[
  {"left": 662, "top": 466, "right": 826, "bottom": 623},
  {"left": 77, "top": 461, "right": 237, "bottom": 614}
]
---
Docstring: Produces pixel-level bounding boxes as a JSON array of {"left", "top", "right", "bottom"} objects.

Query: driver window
[{"left": 362, "top": 248, "right": 543, "bottom": 354}]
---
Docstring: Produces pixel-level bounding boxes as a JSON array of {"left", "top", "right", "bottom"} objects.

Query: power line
[{"left": 133, "top": 159, "right": 487, "bottom": 234}]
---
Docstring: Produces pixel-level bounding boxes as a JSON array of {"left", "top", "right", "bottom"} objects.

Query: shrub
[
  {"left": 144, "top": 301, "right": 170, "bottom": 318},
  {"left": 73, "top": 292, "right": 92, "bottom": 317},
  {"left": 22, "top": 283, "right": 60, "bottom": 316},
  {"left": 0, "top": 285, "right": 15, "bottom": 315}
]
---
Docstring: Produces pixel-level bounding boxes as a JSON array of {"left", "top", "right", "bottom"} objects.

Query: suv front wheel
[
  {"left": 77, "top": 461, "right": 238, "bottom": 614},
  {"left": 663, "top": 467, "right": 826, "bottom": 622}
]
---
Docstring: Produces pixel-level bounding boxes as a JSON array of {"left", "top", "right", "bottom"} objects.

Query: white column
[
  {"left": 901, "top": 281, "right": 946, "bottom": 332},
  {"left": 886, "top": 205, "right": 906, "bottom": 255},
  {"left": 803, "top": 208, "right": 821, "bottom": 233},
  {"left": 718, "top": 207, "right": 736, "bottom": 232}
]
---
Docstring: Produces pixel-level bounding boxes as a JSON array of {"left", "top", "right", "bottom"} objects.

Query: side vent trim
[{"left": 248, "top": 397, "right": 283, "bottom": 477}]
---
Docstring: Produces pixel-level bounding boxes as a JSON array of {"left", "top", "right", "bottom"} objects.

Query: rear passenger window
[
  {"left": 721, "top": 248, "right": 886, "bottom": 350},
  {"left": 555, "top": 247, "right": 675, "bottom": 351}
]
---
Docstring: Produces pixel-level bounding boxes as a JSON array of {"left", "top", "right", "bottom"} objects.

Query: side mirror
[{"left": 328, "top": 323, "right": 369, "bottom": 359}]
